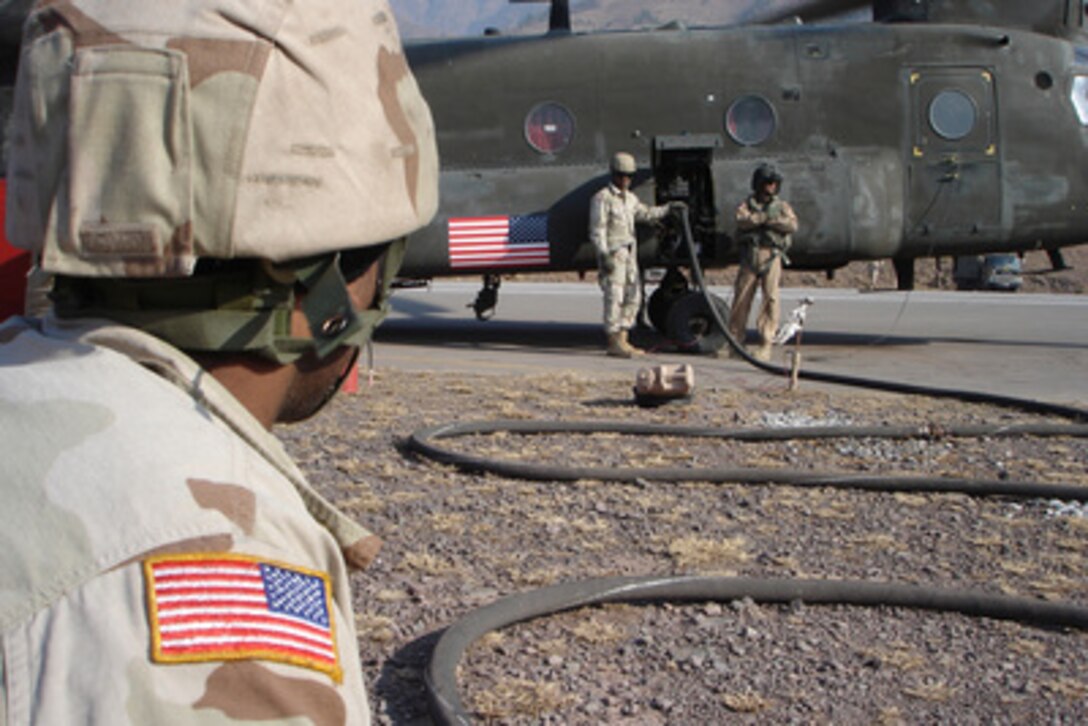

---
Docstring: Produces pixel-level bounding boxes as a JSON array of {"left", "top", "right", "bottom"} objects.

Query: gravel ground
[{"left": 279, "top": 368, "right": 1088, "bottom": 725}]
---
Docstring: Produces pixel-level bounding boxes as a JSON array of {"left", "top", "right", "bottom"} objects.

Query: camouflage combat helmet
[
  {"left": 5, "top": 0, "right": 439, "bottom": 363},
  {"left": 751, "top": 163, "right": 783, "bottom": 192},
  {"left": 610, "top": 152, "right": 637, "bottom": 175}
]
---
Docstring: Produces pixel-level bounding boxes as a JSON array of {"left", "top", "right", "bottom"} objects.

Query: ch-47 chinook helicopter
[
  {"left": 391, "top": 0, "right": 1088, "bottom": 350},
  {"left": 1, "top": 0, "right": 1087, "bottom": 348}
]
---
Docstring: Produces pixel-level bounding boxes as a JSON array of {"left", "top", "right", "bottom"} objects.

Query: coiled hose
[{"left": 426, "top": 576, "right": 1088, "bottom": 725}]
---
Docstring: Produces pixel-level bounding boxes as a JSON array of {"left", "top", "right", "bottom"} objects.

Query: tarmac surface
[{"left": 375, "top": 282, "right": 1088, "bottom": 408}]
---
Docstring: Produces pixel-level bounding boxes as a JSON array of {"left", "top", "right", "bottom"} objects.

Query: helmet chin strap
[
  {"left": 274, "top": 235, "right": 406, "bottom": 363},
  {"left": 290, "top": 255, "right": 363, "bottom": 362}
]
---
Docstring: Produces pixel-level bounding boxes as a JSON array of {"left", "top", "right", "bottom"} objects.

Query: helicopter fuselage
[{"left": 400, "top": 19, "right": 1088, "bottom": 278}]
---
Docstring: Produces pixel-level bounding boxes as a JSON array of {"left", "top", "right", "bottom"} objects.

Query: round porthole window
[
  {"left": 524, "top": 102, "right": 575, "bottom": 154},
  {"left": 725, "top": 95, "right": 776, "bottom": 146},
  {"left": 928, "top": 89, "right": 977, "bottom": 141}
]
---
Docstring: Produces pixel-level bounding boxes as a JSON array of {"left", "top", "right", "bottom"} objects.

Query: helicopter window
[
  {"left": 524, "top": 102, "right": 575, "bottom": 154},
  {"left": 928, "top": 90, "right": 977, "bottom": 141},
  {"left": 725, "top": 95, "right": 776, "bottom": 146},
  {"left": 1072, "top": 76, "right": 1088, "bottom": 125}
]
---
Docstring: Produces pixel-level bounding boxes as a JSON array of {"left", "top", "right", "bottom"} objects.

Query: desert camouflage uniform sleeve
[
  {"left": 633, "top": 198, "right": 670, "bottom": 224},
  {"left": 3, "top": 553, "right": 370, "bottom": 725},
  {"left": 589, "top": 188, "right": 610, "bottom": 256},
  {"left": 735, "top": 196, "right": 766, "bottom": 230},
  {"left": 767, "top": 199, "right": 799, "bottom": 235},
  {"left": 0, "top": 319, "right": 372, "bottom": 725}
]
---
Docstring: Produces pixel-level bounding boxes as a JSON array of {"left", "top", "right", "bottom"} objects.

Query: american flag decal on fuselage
[
  {"left": 144, "top": 553, "right": 341, "bottom": 682},
  {"left": 447, "top": 213, "right": 551, "bottom": 269}
]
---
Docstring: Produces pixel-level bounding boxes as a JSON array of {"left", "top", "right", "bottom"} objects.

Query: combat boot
[
  {"left": 607, "top": 332, "right": 631, "bottom": 358},
  {"left": 618, "top": 330, "right": 644, "bottom": 357}
]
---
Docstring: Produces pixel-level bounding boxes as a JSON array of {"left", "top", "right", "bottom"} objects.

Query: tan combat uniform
[
  {"left": 729, "top": 195, "right": 799, "bottom": 358},
  {"left": 0, "top": 315, "right": 379, "bottom": 724},
  {"left": 589, "top": 184, "right": 670, "bottom": 334}
]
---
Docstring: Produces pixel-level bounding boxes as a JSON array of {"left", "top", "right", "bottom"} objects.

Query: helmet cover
[
  {"left": 610, "top": 152, "right": 637, "bottom": 176},
  {"left": 5, "top": 0, "right": 439, "bottom": 277}
]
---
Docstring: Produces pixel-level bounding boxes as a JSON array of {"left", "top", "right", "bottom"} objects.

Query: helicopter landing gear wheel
[
  {"left": 647, "top": 268, "right": 691, "bottom": 333},
  {"left": 470, "top": 274, "right": 501, "bottom": 320},
  {"left": 665, "top": 291, "right": 730, "bottom": 353}
]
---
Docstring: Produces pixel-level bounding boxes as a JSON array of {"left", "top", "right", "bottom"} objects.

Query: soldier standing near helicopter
[
  {"left": 728, "top": 163, "right": 799, "bottom": 361},
  {"left": 589, "top": 151, "right": 679, "bottom": 358}
]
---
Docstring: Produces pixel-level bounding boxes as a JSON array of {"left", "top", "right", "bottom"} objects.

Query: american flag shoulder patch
[{"left": 144, "top": 553, "right": 342, "bottom": 682}]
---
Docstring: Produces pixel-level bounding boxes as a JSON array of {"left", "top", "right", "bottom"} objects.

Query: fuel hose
[
  {"left": 426, "top": 575, "right": 1088, "bottom": 725},
  {"left": 409, "top": 418, "right": 1088, "bottom": 500},
  {"left": 415, "top": 416, "right": 1088, "bottom": 724},
  {"left": 419, "top": 209, "right": 1088, "bottom": 723}
]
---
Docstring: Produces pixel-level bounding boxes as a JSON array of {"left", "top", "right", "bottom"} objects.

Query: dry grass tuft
[
  {"left": 891, "top": 493, "right": 931, "bottom": 507},
  {"left": 721, "top": 690, "right": 774, "bottom": 713},
  {"left": 1008, "top": 638, "right": 1047, "bottom": 657},
  {"left": 374, "top": 589, "right": 409, "bottom": 603},
  {"left": 847, "top": 533, "right": 904, "bottom": 552},
  {"left": 1029, "top": 571, "right": 1083, "bottom": 600},
  {"left": 568, "top": 618, "right": 627, "bottom": 645},
  {"left": 875, "top": 706, "right": 907, "bottom": 726},
  {"left": 811, "top": 502, "right": 857, "bottom": 521},
  {"left": 1043, "top": 677, "right": 1088, "bottom": 700},
  {"left": 387, "top": 491, "right": 427, "bottom": 504},
  {"left": 355, "top": 613, "right": 396, "bottom": 643},
  {"left": 396, "top": 551, "right": 454, "bottom": 576},
  {"left": 471, "top": 678, "right": 573, "bottom": 720},
  {"left": 999, "top": 560, "right": 1033, "bottom": 576},
  {"left": 478, "top": 631, "right": 505, "bottom": 650},
  {"left": 426, "top": 512, "right": 467, "bottom": 535},
  {"left": 858, "top": 642, "right": 926, "bottom": 671},
  {"left": 967, "top": 534, "right": 1003, "bottom": 548},
  {"left": 903, "top": 680, "right": 956, "bottom": 702},
  {"left": 568, "top": 516, "right": 610, "bottom": 535},
  {"left": 667, "top": 535, "right": 751, "bottom": 571},
  {"left": 337, "top": 492, "right": 385, "bottom": 514},
  {"left": 510, "top": 568, "right": 561, "bottom": 588},
  {"left": 536, "top": 637, "right": 567, "bottom": 657}
]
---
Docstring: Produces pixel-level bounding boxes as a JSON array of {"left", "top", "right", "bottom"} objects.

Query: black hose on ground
[
  {"left": 409, "top": 418, "right": 1088, "bottom": 501},
  {"left": 414, "top": 416, "right": 1088, "bottom": 724},
  {"left": 426, "top": 575, "right": 1088, "bottom": 725}
]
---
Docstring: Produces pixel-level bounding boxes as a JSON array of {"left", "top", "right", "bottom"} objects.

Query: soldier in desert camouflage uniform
[
  {"left": 589, "top": 152, "right": 681, "bottom": 358},
  {"left": 728, "top": 163, "right": 798, "bottom": 361},
  {"left": 0, "top": 0, "right": 437, "bottom": 723}
]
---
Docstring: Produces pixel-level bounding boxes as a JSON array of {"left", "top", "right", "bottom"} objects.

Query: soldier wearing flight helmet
[
  {"left": 0, "top": 0, "right": 437, "bottom": 721},
  {"left": 728, "top": 163, "right": 798, "bottom": 361}
]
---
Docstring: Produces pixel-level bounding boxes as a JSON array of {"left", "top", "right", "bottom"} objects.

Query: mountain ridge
[{"left": 388, "top": 0, "right": 818, "bottom": 39}]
